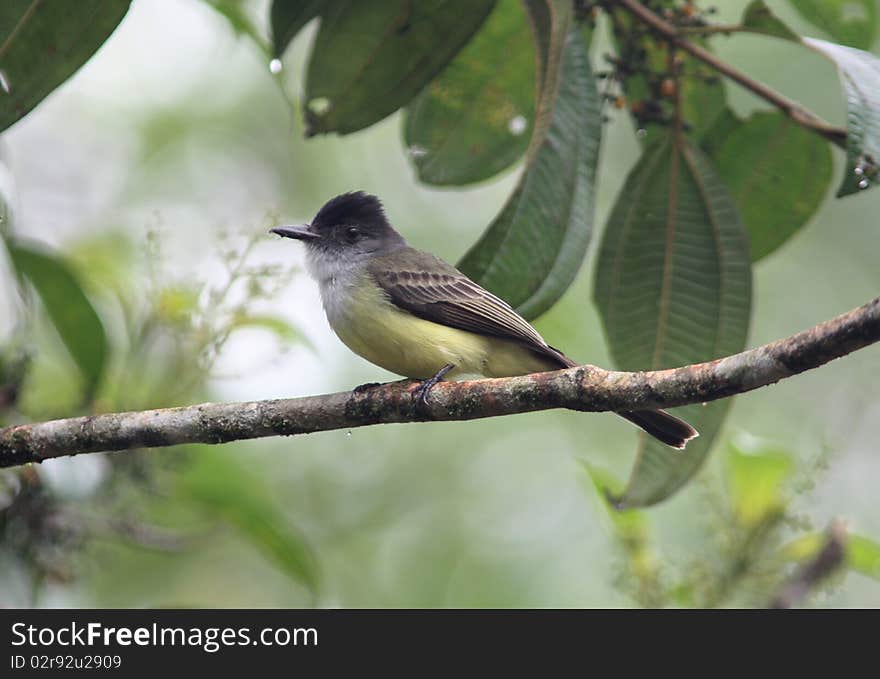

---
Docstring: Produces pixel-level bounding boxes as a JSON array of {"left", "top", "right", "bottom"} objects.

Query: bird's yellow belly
[{"left": 326, "top": 284, "right": 553, "bottom": 379}]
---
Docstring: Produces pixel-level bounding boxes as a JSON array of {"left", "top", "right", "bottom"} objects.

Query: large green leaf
[
  {"left": 787, "top": 0, "right": 877, "bottom": 49},
  {"left": 4, "top": 239, "right": 109, "bottom": 399},
  {"left": 804, "top": 38, "right": 880, "bottom": 197},
  {"left": 594, "top": 135, "right": 752, "bottom": 507},
  {"left": 403, "top": 1, "right": 536, "bottom": 186},
  {"left": 702, "top": 110, "right": 833, "bottom": 260},
  {"left": 302, "top": 0, "right": 495, "bottom": 135},
  {"left": 180, "top": 450, "right": 320, "bottom": 596},
  {"left": 0, "top": 0, "right": 131, "bottom": 133},
  {"left": 270, "top": 0, "right": 324, "bottom": 57},
  {"left": 458, "top": 3, "right": 601, "bottom": 320}
]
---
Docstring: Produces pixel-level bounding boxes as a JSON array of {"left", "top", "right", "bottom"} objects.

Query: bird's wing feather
[{"left": 368, "top": 248, "right": 571, "bottom": 367}]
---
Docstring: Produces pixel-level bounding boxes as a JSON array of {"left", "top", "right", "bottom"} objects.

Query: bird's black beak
[{"left": 270, "top": 225, "right": 321, "bottom": 240}]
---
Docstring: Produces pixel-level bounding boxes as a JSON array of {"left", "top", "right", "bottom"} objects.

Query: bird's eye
[{"left": 345, "top": 226, "right": 360, "bottom": 242}]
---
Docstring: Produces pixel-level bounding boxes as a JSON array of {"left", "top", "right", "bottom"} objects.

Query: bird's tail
[
  {"left": 540, "top": 348, "right": 698, "bottom": 449},
  {"left": 618, "top": 410, "right": 699, "bottom": 450}
]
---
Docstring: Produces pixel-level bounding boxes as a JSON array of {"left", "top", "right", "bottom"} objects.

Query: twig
[
  {"left": 0, "top": 297, "right": 876, "bottom": 467},
  {"left": 678, "top": 24, "right": 748, "bottom": 36},
  {"left": 770, "top": 521, "right": 847, "bottom": 609},
  {"left": 103, "top": 517, "right": 198, "bottom": 553},
  {"left": 612, "top": 0, "right": 848, "bottom": 147}
]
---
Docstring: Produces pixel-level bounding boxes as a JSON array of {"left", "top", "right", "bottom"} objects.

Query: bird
[{"left": 271, "top": 191, "right": 698, "bottom": 449}]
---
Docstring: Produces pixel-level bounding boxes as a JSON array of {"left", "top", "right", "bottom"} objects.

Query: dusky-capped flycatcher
[{"left": 271, "top": 192, "right": 697, "bottom": 449}]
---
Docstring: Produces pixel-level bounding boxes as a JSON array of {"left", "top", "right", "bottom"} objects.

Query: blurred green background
[{"left": 0, "top": 0, "right": 878, "bottom": 607}]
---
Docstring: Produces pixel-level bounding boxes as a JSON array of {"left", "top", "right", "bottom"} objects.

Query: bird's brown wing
[
  {"left": 368, "top": 248, "right": 698, "bottom": 448},
  {"left": 367, "top": 247, "right": 572, "bottom": 368}
]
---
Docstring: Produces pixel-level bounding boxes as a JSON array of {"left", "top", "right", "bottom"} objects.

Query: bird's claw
[
  {"left": 412, "top": 377, "right": 440, "bottom": 408},
  {"left": 412, "top": 364, "right": 455, "bottom": 410}
]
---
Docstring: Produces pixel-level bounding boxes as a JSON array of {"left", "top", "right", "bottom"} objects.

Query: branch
[
  {"left": 770, "top": 521, "right": 847, "bottom": 609},
  {"left": 613, "top": 0, "right": 848, "bottom": 148},
  {"left": 0, "top": 297, "right": 877, "bottom": 468}
]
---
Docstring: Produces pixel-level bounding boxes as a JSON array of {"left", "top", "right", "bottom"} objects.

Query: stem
[
  {"left": 704, "top": 512, "right": 782, "bottom": 608},
  {"left": 612, "top": 0, "right": 848, "bottom": 148},
  {"left": 0, "top": 296, "right": 877, "bottom": 467}
]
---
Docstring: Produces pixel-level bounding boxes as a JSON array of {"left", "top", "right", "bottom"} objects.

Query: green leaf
[
  {"left": 180, "top": 450, "right": 320, "bottom": 595},
  {"left": 741, "top": 0, "right": 801, "bottom": 42},
  {"left": 230, "top": 313, "right": 314, "bottom": 352},
  {"left": 206, "top": 0, "right": 269, "bottom": 52},
  {"left": 787, "top": 0, "right": 877, "bottom": 49},
  {"left": 726, "top": 441, "right": 793, "bottom": 528},
  {"left": 458, "top": 5, "right": 601, "bottom": 320},
  {"left": 155, "top": 285, "right": 200, "bottom": 326},
  {"left": 0, "top": 164, "right": 10, "bottom": 237},
  {"left": 4, "top": 239, "right": 109, "bottom": 399},
  {"left": 403, "top": 1, "right": 536, "bottom": 186},
  {"left": 848, "top": 534, "right": 880, "bottom": 580},
  {"left": 676, "top": 58, "right": 728, "bottom": 140},
  {"left": 734, "top": 7, "right": 877, "bottom": 200},
  {"left": 0, "top": 0, "right": 131, "bottom": 133},
  {"left": 584, "top": 465, "right": 649, "bottom": 545},
  {"left": 270, "top": 0, "right": 324, "bottom": 57},
  {"left": 702, "top": 110, "right": 833, "bottom": 260},
  {"left": 593, "top": 135, "right": 752, "bottom": 507},
  {"left": 781, "top": 533, "right": 822, "bottom": 560},
  {"left": 804, "top": 38, "right": 880, "bottom": 197},
  {"left": 302, "top": 0, "right": 495, "bottom": 135},
  {"left": 582, "top": 464, "right": 665, "bottom": 605}
]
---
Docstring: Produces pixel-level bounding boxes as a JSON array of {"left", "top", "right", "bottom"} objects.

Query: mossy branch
[{"left": 0, "top": 297, "right": 877, "bottom": 468}]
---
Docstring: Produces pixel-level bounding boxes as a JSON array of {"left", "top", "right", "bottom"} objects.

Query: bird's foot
[{"left": 412, "top": 364, "right": 455, "bottom": 409}]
